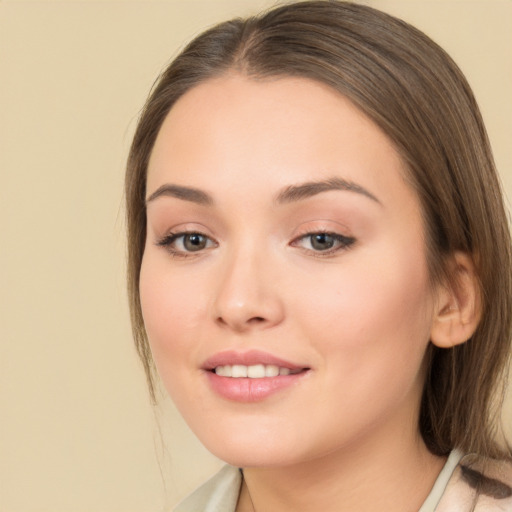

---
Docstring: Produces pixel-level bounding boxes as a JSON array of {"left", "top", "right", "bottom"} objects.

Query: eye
[
  {"left": 291, "top": 231, "right": 355, "bottom": 255},
  {"left": 180, "top": 233, "right": 209, "bottom": 251},
  {"left": 156, "top": 231, "right": 217, "bottom": 257},
  {"left": 309, "top": 233, "right": 336, "bottom": 251}
]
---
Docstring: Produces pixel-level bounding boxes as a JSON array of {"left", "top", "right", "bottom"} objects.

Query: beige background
[{"left": 1, "top": 1, "right": 511, "bottom": 511}]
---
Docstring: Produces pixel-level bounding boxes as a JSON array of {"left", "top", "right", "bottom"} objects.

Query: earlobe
[{"left": 430, "top": 252, "right": 482, "bottom": 349}]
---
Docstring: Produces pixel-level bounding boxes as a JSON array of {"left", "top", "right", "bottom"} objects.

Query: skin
[{"left": 140, "top": 75, "right": 450, "bottom": 511}]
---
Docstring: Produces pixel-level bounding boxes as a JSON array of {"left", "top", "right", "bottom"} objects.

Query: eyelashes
[
  {"left": 290, "top": 231, "right": 355, "bottom": 255},
  {"left": 156, "top": 229, "right": 355, "bottom": 259},
  {"left": 156, "top": 231, "right": 218, "bottom": 258}
]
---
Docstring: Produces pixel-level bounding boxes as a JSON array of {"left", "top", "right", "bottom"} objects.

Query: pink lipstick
[{"left": 202, "top": 350, "right": 310, "bottom": 402}]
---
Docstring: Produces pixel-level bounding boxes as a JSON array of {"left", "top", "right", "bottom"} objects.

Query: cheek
[
  {"left": 138, "top": 251, "right": 210, "bottom": 378},
  {"left": 282, "top": 252, "right": 434, "bottom": 450},
  {"left": 292, "top": 244, "right": 434, "bottom": 383}
]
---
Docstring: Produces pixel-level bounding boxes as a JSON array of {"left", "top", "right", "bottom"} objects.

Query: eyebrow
[
  {"left": 145, "top": 184, "right": 213, "bottom": 206},
  {"left": 275, "top": 177, "right": 381, "bottom": 205},
  {"left": 145, "top": 177, "right": 381, "bottom": 207}
]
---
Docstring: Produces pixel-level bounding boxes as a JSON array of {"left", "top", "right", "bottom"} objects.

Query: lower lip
[{"left": 205, "top": 370, "right": 309, "bottom": 402}]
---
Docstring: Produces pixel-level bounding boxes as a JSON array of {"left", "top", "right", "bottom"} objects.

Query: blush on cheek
[
  {"left": 141, "top": 256, "right": 190, "bottom": 324},
  {"left": 303, "top": 253, "right": 432, "bottom": 361},
  {"left": 139, "top": 259, "right": 210, "bottom": 381}
]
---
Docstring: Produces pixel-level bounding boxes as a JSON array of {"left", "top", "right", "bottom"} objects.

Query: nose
[{"left": 212, "top": 245, "right": 285, "bottom": 333}]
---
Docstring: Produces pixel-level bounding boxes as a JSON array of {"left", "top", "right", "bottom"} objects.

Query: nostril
[{"left": 215, "top": 315, "right": 268, "bottom": 331}]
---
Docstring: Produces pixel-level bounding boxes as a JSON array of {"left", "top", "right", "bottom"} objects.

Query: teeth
[
  {"left": 215, "top": 365, "right": 232, "bottom": 377},
  {"left": 247, "top": 364, "right": 265, "bottom": 378},
  {"left": 231, "top": 365, "right": 247, "bottom": 378},
  {"left": 265, "top": 365, "right": 279, "bottom": 377},
  {"left": 214, "top": 364, "right": 301, "bottom": 378}
]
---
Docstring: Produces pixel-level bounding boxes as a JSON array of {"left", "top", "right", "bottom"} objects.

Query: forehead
[{"left": 147, "top": 74, "right": 414, "bottom": 212}]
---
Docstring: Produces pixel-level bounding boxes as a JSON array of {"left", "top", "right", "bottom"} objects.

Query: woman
[{"left": 125, "top": 1, "right": 512, "bottom": 510}]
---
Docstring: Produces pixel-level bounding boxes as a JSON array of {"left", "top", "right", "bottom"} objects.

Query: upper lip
[{"left": 202, "top": 350, "right": 307, "bottom": 371}]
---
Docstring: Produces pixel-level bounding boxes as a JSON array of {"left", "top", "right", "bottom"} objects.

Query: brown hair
[{"left": 125, "top": 1, "right": 512, "bottom": 458}]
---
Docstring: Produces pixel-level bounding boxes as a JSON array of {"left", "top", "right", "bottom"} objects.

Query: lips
[
  {"left": 202, "top": 350, "right": 310, "bottom": 402},
  {"left": 202, "top": 349, "right": 306, "bottom": 371}
]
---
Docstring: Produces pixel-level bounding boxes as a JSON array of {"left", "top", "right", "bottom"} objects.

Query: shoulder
[
  {"left": 436, "top": 453, "right": 512, "bottom": 511},
  {"left": 173, "top": 465, "right": 242, "bottom": 512}
]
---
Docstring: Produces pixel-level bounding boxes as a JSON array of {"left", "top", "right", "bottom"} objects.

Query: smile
[
  {"left": 214, "top": 364, "right": 302, "bottom": 378},
  {"left": 203, "top": 351, "right": 310, "bottom": 402}
]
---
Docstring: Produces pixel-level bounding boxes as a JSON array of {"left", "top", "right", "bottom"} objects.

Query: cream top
[{"left": 174, "top": 450, "right": 512, "bottom": 511}]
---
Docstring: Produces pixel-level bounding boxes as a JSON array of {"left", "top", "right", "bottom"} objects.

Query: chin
[
  {"left": 209, "top": 446, "right": 296, "bottom": 469},
  {"left": 193, "top": 425, "right": 302, "bottom": 468}
]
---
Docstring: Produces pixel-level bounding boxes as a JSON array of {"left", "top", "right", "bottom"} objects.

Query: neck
[{"left": 237, "top": 422, "right": 445, "bottom": 512}]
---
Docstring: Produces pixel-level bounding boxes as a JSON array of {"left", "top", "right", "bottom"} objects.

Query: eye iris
[
  {"left": 184, "top": 233, "right": 207, "bottom": 251},
  {"left": 311, "top": 233, "right": 335, "bottom": 251}
]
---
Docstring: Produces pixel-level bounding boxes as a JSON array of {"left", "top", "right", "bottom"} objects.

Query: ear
[{"left": 430, "top": 252, "right": 482, "bottom": 348}]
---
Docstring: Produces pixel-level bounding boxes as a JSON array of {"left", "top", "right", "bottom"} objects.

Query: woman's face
[{"left": 140, "top": 75, "right": 440, "bottom": 467}]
